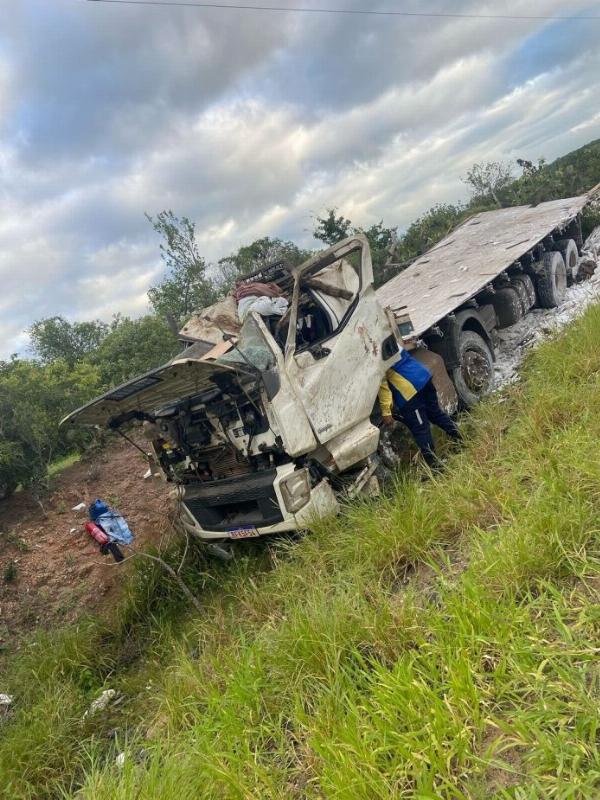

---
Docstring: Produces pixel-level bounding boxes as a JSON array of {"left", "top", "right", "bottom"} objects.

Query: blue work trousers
[{"left": 395, "top": 379, "right": 461, "bottom": 465}]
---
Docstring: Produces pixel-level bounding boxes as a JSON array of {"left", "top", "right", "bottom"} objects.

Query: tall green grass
[{"left": 2, "top": 305, "right": 600, "bottom": 799}]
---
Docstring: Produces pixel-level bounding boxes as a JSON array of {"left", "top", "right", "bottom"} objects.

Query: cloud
[
  {"left": 0, "top": 0, "right": 599, "bottom": 357},
  {"left": 0, "top": 55, "right": 11, "bottom": 120}
]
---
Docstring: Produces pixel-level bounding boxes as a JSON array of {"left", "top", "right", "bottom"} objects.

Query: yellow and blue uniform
[
  {"left": 378, "top": 349, "right": 460, "bottom": 466},
  {"left": 378, "top": 349, "right": 432, "bottom": 415}
]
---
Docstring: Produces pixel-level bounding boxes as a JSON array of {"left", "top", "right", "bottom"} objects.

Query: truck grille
[{"left": 183, "top": 469, "right": 283, "bottom": 532}]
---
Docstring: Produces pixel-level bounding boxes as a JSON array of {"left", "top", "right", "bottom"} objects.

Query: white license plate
[{"left": 228, "top": 526, "right": 260, "bottom": 540}]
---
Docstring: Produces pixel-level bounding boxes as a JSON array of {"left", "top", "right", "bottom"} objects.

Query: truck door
[{"left": 283, "top": 236, "right": 394, "bottom": 444}]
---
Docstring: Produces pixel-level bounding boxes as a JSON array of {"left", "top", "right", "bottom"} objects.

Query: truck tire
[
  {"left": 555, "top": 238, "right": 579, "bottom": 284},
  {"left": 491, "top": 287, "right": 523, "bottom": 328},
  {"left": 536, "top": 251, "right": 567, "bottom": 308},
  {"left": 452, "top": 330, "right": 494, "bottom": 408},
  {"left": 511, "top": 274, "right": 536, "bottom": 312}
]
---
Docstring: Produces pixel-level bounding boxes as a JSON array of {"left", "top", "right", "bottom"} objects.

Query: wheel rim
[{"left": 461, "top": 348, "right": 492, "bottom": 393}]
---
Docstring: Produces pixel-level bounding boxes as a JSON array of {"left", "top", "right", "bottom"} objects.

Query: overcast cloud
[{"left": 0, "top": 0, "right": 599, "bottom": 356}]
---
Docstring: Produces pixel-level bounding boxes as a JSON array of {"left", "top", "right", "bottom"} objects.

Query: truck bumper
[{"left": 178, "top": 464, "right": 340, "bottom": 542}]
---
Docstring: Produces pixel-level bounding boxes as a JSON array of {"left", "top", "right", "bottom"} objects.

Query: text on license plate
[{"left": 228, "top": 526, "right": 260, "bottom": 540}]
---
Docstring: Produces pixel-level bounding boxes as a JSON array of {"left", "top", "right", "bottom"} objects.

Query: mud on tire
[
  {"left": 555, "top": 238, "right": 579, "bottom": 284},
  {"left": 536, "top": 251, "right": 567, "bottom": 308},
  {"left": 452, "top": 330, "right": 494, "bottom": 408},
  {"left": 491, "top": 287, "right": 523, "bottom": 328},
  {"left": 510, "top": 274, "right": 536, "bottom": 312}
]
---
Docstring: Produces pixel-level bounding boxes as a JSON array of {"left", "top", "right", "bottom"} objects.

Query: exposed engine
[{"left": 147, "top": 374, "right": 289, "bottom": 486}]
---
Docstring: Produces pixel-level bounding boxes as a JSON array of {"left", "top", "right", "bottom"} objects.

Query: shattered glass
[{"left": 216, "top": 315, "right": 276, "bottom": 374}]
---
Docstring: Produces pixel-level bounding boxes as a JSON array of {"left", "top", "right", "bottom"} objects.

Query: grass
[
  {"left": 1, "top": 304, "right": 600, "bottom": 799},
  {"left": 48, "top": 452, "right": 81, "bottom": 477}
]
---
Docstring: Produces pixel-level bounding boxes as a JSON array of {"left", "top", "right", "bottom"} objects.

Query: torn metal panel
[
  {"left": 412, "top": 348, "right": 457, "bottom": 413},
  {"left": 283, "top": 236, "right": 393, "bottom": 447},
  {"left": 376, "top": 194, "right": 590, "bottom": 337},
  {"left": 178, "top": 295, "right": 241, "bottom": 344},
  {"left": 285, "top": 284, "right": 394, "bottom": 445},
  {"left": 323, "top": 418, "right": 380, "bottom": 472}
]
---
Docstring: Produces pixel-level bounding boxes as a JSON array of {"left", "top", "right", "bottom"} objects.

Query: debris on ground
[
  {"left": 84, "top": 688, "right": 117, "bottom": 718},
  {"left": 0, "top": 693, "right": 13, "bottom": 723},
  {"left": 0, "top": 436, "right": 172, "bottom": 657},
  {"left": 89, "top": 499, "right": 134, "bottom": 545}
]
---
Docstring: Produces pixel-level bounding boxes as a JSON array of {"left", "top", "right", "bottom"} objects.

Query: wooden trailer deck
[{"left": 376, "top": 193, "right": 592, "bottom": 337}]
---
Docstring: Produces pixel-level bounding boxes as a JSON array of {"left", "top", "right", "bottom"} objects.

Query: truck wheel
[
  {"left": 452, "top": 330, "right": 494, "bottom": 407},
  {"left": 491, "top": 287, "right": 523, "bottom": 328},
  {"left": 536, "top": 251, "right": 567, "bottom": 308},
  {"left": 555, "top": 239, "right": 579, "bottom": 284},
  {"left": 511, "top": 274, "right": 536, "bottom": 312}
]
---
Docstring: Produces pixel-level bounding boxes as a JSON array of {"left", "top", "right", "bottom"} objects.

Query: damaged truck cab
[
  {"left": 63, "top": 236, "right": 402, "bottom": 543},
  {"left": 63, "top": 189, "right": 599, "bottom": 547}
]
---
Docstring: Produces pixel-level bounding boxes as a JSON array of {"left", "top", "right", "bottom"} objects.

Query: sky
[{"left": 0, "top": 0, "right": 599, "bottom": 357}]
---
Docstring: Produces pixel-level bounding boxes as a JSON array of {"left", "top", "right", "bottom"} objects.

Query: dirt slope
[{"left": 0, "top": 439, "right": 172, "bottom": 655}]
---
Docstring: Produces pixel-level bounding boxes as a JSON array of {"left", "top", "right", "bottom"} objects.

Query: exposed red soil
[{"left": 0, "top": 439, "right": 173, "bottom": 656}]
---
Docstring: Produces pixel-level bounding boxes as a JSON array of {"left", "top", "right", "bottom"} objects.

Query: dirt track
[{"left": 0, "top": 438, "right": 172, "bottom": 656}]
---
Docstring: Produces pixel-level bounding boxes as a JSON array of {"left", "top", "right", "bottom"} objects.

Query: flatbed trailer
[{"left": 377, "top": 189, "right": 599, "bottom": 405}]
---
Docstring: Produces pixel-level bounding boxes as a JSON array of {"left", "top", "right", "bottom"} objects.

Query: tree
[
  {"left": 502, "top": 157, "right": 575, "bottom": 207},
  {"left": 0, "top": 357, "right": 101, "bottom": 492},
  {"left": 360, "top": 221, "right": 398, "bottom": 287},
  {"left": 30, "top": 316, "right": 109, "bottom": 366},
  {"left": 313, "top": 209, "right": 397, "bottom": 286},
  {"left": 147, "top": 211, "right": 217, "bottom": 331},
  {"left": 0, "top": 438, "right": 27, "bottom": 499},
  {"left": 313, "top": 209, "right": 353, "bottom": 246},
  {"left": 91, "top": 315, "right": 180, "bottom": 388},
  {"left": 395, "top": 203, "right": 466, "bottom": 261},
  {"left": 217, "top": 236, "right": 312, "bottom": 289},
  {"left": 463, "top": 161, "right": 514, "bottom": 208}
]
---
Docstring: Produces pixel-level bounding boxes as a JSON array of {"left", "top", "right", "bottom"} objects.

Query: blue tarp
[{"left": 88, "top": 499, "right": 134, "bottom": 545}]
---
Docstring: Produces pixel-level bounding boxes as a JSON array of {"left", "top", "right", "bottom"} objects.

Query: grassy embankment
[
  {"left": 47, "top": 452, "right": 82, "bottom": 477},
  {"left": 1, "top": 305, "right": 600, "bottom": 799}
]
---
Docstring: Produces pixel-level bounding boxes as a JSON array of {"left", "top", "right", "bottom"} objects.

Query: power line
[{"left": 86, "top": 0, "right": 600, "bottom": 22}]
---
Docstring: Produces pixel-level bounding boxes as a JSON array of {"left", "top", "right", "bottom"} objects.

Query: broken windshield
[
  {"left": 216, "top": 314, "right": 276, "bottom": 374},
  {"left": 285, "top": 238, "right": 366, "bottom": 358}
]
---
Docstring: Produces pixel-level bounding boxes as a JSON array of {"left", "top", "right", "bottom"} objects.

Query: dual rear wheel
[
  {"left": 536, "top": 250, "right": 568, "bottom": 308},
  {"left": 453, "top": 239, "right": 579, "bottom": 406},
  {"left": 492, "top": 246, "right": 571, "bottom": 323}
]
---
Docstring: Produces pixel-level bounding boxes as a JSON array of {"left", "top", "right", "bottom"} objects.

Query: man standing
[{"left": 379, "top": 349, "right": 461, "bottom": 467}]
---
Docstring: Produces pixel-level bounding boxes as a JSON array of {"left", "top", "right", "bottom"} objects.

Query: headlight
[{"left": 280, "top": 469, "right": 311, "bottom": 514}]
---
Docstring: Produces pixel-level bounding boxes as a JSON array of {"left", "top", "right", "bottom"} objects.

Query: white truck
[{"left": 63, "top": 190, "right": 599, "bottom": 554}]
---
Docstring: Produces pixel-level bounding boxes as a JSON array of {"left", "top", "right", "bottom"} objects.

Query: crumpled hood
[{"left": 61, "top": 356, "right": 254, "bottom": 428}]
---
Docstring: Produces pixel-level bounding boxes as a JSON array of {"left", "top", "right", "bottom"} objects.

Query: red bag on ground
[{"left": 84, "top": 521, "right": 110, "bottom": 546}]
